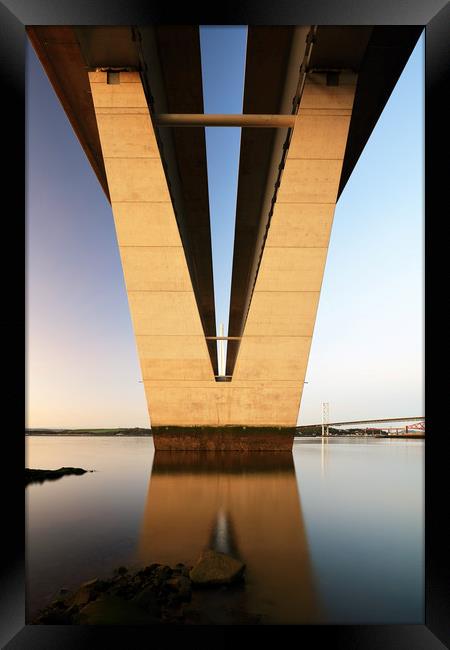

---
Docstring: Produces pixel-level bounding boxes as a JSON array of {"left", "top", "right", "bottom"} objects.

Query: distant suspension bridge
[{"left": 301, "top": 413, "right": 425, "bottom": 437}]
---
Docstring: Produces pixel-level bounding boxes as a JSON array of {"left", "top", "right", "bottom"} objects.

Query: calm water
[{"left": 26, "top": 436, "right": 424, "bottom": 624}]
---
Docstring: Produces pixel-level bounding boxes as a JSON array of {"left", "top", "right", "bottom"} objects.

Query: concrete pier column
[
  {"left": 88, "top": 71, "right": 217, "bottom": 426},
  {"left": 232, "top": 72, "right": 358, "bottom": 426},
  {"left": 88, "top": 70, "right": 356, "bottom": 445}
]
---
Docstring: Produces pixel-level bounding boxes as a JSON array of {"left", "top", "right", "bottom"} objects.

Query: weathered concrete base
[{"left": 151, "top": 426, "right": 295, "bottom": 451}]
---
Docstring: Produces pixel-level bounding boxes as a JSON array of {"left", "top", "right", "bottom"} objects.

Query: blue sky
[
  {"left": 200, "top": 26, "right": 247, "bottom": 336},
  {"left": 26, "top": 27, "right": 424, "bottom": 428}
]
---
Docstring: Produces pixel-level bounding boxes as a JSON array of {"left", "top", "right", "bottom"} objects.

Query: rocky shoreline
[{"left": 32, "top": 550, "right": 254, "bottom": 625}]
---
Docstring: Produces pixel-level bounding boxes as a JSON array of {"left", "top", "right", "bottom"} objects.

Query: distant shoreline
[
  {"left": 26, "top": 428, "right": 152, "bottom": 437},
  {"left": 25, "top": 426, "right": 424, "bottom": 439}
]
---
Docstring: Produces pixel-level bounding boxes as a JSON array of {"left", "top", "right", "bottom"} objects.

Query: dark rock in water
[
  {"left": 81, "top": 578, "right": 100, "bottom": 589},
  {"left": 114, "top": 566, "right": 128, "bottom": 576},
  {"left": 70, "top": 578, "right": 100, "bottom": 607},
  {"left": 132, "top": 584, "right": 159, "bottom": 612},
  {"left": 174, "top": 563, "right": 191, "bottom": 578},
  {"left": 137, "top": 563, "right": 160, "bottom": 579},
  {"left": 32, "top": 557, "right": 251, "bottom": 625},
  {"left": 153, "top": 564, "right": 173, "bottom": 585},
  {"left": 72, "top": 590, "right": 91, "bottom": 608},
  {"left": 189, "top": 550, "right": 245, "bottom": 586},
  {"left": 65, "top": 604, "right": 80, "bottom": 618},
  {"left": 25, "top": 467, "right": 92, "bottom": 486},
  {"left": 50, "top": 598, "right": 66, "bottom": 609},
  {"left": 95, "top": 579, "right": 112, "bottom": 593},
  {"left": 164, "top": 575, "right": 192, "bottom": 602},
  {"left": 117, "top": 584, "right": 140, "bottom": 600}
]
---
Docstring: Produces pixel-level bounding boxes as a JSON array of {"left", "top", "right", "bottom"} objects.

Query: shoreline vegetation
[{"left": 25, "top": 426, "right": 424, "bottom": 438}]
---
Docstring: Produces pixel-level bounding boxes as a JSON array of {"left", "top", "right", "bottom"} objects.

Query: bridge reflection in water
[{"left": 137, "top": 451, "right": 322, "bottom": 624}]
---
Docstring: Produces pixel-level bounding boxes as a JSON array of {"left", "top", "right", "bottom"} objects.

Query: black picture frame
[{"left": 1, "top": 0, "right": 448, "bottom": 648}]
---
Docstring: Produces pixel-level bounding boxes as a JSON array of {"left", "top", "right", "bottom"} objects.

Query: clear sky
[{"left": 26, "top": 27, "right": 424, "bottom": 428}]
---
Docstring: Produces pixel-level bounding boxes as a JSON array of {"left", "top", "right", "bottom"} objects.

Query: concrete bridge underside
[{"left": 28, "top": 25, "right": 421, "bottom": 449}]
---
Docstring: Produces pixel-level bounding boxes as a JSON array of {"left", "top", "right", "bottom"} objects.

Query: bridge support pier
[{"left": 151, "top": 426, "right": 296, "bottom": 451}]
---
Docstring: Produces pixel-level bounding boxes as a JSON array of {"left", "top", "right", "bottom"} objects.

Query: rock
[
  {"left": 189, "top": 550, "right": 245, "bottom": 586},
  {"left": 32, "top": 556, "right": 250, "bottom": 626},
  {"left": 164, "top": 575, "right": 191, "bottom": 601},
  {"left": 25, "top": 467, "right": 91, "bottom": 486},
  {"left": 114, "top": 566, "right": 128, "bottom": 576},
  {"left": 174, "top": 563, "right": 190, "bottom": 577},
  {"left": 94, "top": 579, "right": 112, "bottom": 593},
  {"left": 50, "top": 598, "right": 66, "bottom": 609},
  {"left": 81, "top": 578, "right": 99, "bottom": 589},
  {"left": 71, "top": 585, "right": 95, "bottom": 607},
  {"left": 112, "top": 583, "right": 138, "bottom": 600},
  {"left": 137, "top": 564, "right": 159, "bottom": 579},
  {"left": 153, "top": 565, "right": 172, "bottom": 585},
  {"left": 65, "top": 604, "right": 80, "bottom": 618},
  {"left": 132, "top": 584, "right": 159, "bottom": 612},
  {"left": 68, "top": 577, "right": 105, "bottom": 607}
]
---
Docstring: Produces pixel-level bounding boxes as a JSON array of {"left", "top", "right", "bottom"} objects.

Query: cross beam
[
  {"left": 154, "top": 114, "right": 297, "bottom": 128},
  {"left": 205, "top": 336, "right": 243, "bottom": 341}
]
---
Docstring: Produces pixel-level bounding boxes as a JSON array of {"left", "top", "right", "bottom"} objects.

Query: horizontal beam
[
  {"left": 205, "top": 336, "right": 243, "bottom": 340},
  {"left": 154, "top": 114, "right": 296, "bottom": 128}
]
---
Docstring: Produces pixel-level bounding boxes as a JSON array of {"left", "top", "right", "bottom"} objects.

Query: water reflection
[
  {"left": 321, "top": 435, "right": 330, "bottom": 477},
  {"left": 26, "top": 437, "right": 423, "bottom": 624},
  {"left": 137, "top": 451, "right": 322, "bottom": 624}
]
